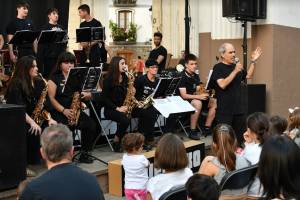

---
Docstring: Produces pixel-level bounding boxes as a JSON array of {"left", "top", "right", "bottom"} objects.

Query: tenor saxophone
[
  {"left": 123, "top": 68, "right": 142, "bottom": 117},
  {"left": 68, "top": 91, "right": 87, "bottom": 126},
  {"left": 31, "top": 73, "right": 51, "bottom": 126}
]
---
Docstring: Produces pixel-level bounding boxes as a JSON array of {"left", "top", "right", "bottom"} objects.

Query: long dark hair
[
  {"left": 212, "top": 124, "right": 237, "bottom": 171},
  {"left": 258, "top": 135, "right": 300, "bottom": 200},
  {"left": 7, "top": 56, "right": 36, "bottom": 97},
  {"left": 50, "top": 51, "right": 76, "bottom": 77},
  {"left": 247, "top": 112, "right": 269, "bottom": 145},
  {"left": 108, "top": 56, "right": 125, "bottom": 86}
]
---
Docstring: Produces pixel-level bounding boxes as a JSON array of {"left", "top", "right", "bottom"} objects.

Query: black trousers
[
  {"left": 25, "top": 124, "right": 41, "bottom": 165},
  {"left": 132, "top": 106, "right": 158, "bottom": 141},
  {"left": 216, "top": 113, "right": 246, "bottom": 146},
  {"left": 52, "top": 111, "right": 97, "bottom": 152},
  {"left": 104, "top": 106, "right": 158, "bottom": 141}
]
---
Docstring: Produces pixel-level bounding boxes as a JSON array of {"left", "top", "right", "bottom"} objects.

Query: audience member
[
  {"left": 199, "top": 124, "right": 249, "bottom": 196},
  {"left": 258, "top": 135, "right": 300, "bottom": 200},
  {"left": 147, "top": 133, "right": 193, "bottom": 200},
  {"left": 242, "top": 112, "right": 269, "bottom": 198},
  {"left": 185, "top": 174, "right": 220, "bottom": 200},
  {"left": 20, "top": 124, "right": 105, "bottom": 200},
  {"left": 121, "top": 133, "right": 149, "bottom": 200},
  {"left": 287, "top": 107, "right": 300, "bottom": 147},
  {"left": 269, "top": 115, "right": 287, "bottom": 135}
]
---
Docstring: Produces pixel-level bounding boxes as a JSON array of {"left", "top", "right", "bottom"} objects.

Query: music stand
[
  {"left": 8, "top": 30, "right": 40, "bottom": 46},
  {"left": 153, "top": 77, "right": 182, "bottom": 98},
  {"left": 38, "top": 30, "right": 67, "bottom": 44},
  {"left": 63, "top": 66, "right": 108, "bottom": 165}
]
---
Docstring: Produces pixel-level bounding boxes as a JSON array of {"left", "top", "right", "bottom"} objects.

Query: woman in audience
[
  {"left": 122, "top": 133, "right": 149, "bottom": 200},
  {"left": 269, "top": 115, "right": 287, "bottom": 136},
  {"left": 258, "top": 135, "right": 300, "bottom": 199},
  {"left": 286, "top": 107, "right": 300, "bottom": 147},
  {"left": 147, "top": 133, "right": 193, "bottom": 200},
  {"left": 242, "top": 112, "right": 269, "bottom": 198},
  {"left": 186, "top": 174, "right": 220, "bottom": 200},
  {"left": 199, "top": 124, "right": 249, "bottom": 197}
]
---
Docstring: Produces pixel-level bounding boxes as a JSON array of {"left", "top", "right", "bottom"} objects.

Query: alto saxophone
[
  {"left": 68, "top": 91, "right": 87, "bottom": 126},
  {"left": 123, "top": 68, "right": 142, "bottom": 117},
  {"left": 31, "top": 73, "right": 51, "bottom": 126},
  {"left": 138, "top": 92, "right": 154, "bottom": 109}
]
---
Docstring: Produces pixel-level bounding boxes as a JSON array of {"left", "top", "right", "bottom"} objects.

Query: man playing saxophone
[
  {"left": 48, "top": 52, "right": 97, "bottom": 164},
  {"left": 5, "top": 56, "right": 56, "bottom": 173}
]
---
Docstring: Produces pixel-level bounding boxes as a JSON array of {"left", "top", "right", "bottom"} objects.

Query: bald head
[{"left": 218, "top": 43, "right": 236, "bottom": 65}]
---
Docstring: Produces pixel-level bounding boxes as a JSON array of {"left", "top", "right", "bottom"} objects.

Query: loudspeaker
[
  {"left": 0, "top": 104, "right": 26, "bottom": 191},
  {"left": 222, "top": 0, "right": 267, "bottom": 20},
  {"left": 247, "top": 84, "right": 266, "bottom": 115}
]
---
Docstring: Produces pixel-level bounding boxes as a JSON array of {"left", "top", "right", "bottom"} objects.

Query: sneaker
[
  {"left": 202, "top": 127, "right": 212, "bottom": 136},
  {"left": 189, "top": 130, "right": 201, "bottom": 140},
  {"left": 79, "top": 152, "right": 94, "bottom": 164},
  {"left": 112, "top": 142, "right": 122, "bottom": 153}
]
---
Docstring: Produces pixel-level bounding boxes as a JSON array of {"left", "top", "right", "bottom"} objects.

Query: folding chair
[{"left": 159, "top": 185, "right": 186, "bottom": 200}]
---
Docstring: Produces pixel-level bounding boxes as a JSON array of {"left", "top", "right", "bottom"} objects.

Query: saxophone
[
  {"left": 68, "top": 91, "right": 86, "bottom": 126},
  {"left": 138, "top": 92, "right": 154, "bottom": 109},
  {"left": 123, "top": 69, "right": 141, "bottom": 117},
  {"left": 194, "top": 83, "right": 215, "bottom": 98},
  {"left": 31, "top": 73, "right": 51, "bottom": 126}
]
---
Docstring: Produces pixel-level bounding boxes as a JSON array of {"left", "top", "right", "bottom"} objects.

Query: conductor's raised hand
[{"left": 251, "top": 47, "right": 262, "bottom": 62}]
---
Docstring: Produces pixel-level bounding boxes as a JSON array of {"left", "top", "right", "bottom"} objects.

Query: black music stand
[
  {"left": 38, "top": 30, "right": 67, "bottom": 44},
  {"left": 62, "top": 67, "right": 107, "bottom": 165},
  {"left": 8, "top": 30, "right": 40, "bottom": 57},
  {"left": 76, "top": 27, "right": 105, "bottom": 66},
  {"left": 153, "top": 77, "right": 182, "bottom": 98}
]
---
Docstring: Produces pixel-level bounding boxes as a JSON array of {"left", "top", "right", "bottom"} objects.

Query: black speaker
[
  {"left": 247, "top": 84, "right": 266, "bottom": 115},
  {"left": 0, "top": 104, "right": 26, "bottom": 191},
  {"left": 222, "top": 0, "right": 267, "bottom": 20}
]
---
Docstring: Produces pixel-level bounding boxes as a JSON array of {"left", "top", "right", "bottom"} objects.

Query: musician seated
[
  {"left": 5, "top": 56, "right": 56, "bottom": 170},
  {"left": 132, "top": 59, "right": 159, "bottom": 148},
  {"left": 48, "top": 52, "right": 97, "bottom": 164},
  {"left": 178, "top": 54, "right": 216, "bottom": 140}
]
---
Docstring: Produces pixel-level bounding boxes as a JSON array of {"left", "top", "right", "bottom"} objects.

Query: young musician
[
  {"left": 148, "top": 32, "right": 167, "bottom": 73},
  {"left": 102, "top": 56, "right": 131, "bottom": 152},
  {"left": 5, "top": 56, "right": 56, "bottom": 167},
  {"left": 78, "top": 4, "right": 111, "bottom": 67},
  {"left": 6, "top": 1, "right": 36, "bottom": 62},
  {"left": 38, "top": 8, "right": 67, "bottom": 78},
  {"left": 133, "top": 59, "right": 159, "bottom": 147},
  {"left": 48, "top": 52, "right": 97, "bottom": 163},
  {"left": 211, "top": 43, "right": 262, "bottom": 145},
  {"left": 178, "top": 54, "right": 217, "bottom": 140}
]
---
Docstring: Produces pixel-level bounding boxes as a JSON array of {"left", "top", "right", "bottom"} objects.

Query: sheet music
[
  {"left": 153, "top": 96, "right": 195, "bottom": 118},
  {"left": 205, "top": 69, "right": 213, "bottom": 89}
]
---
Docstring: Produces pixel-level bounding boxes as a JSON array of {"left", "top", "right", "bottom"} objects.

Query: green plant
[{"left": 109, "top": 20, "right": 137, "bottom": 42}]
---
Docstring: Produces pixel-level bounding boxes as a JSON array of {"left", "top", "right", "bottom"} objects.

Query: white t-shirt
[
  {"left": 243, "top": 142, "right": 262, "bottom": 165},
  {"left": 147, "top": 168, "right": 193, "bottom": 200},
  {"left": 121, "top": 153, "right": 149, "bottom": 190}
]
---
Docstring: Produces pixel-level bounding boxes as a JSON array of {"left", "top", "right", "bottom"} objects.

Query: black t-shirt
[
  {"left": 79, "top": 18, "right": 102, "bottom": 29},
  {"left": 134, "top": 74, "right": 159, "bottom": 101},
  {"left": 39, "top": 23, "right": 67, "bottom": 58},
  {"left": 148, "top": 46, "right": 167, "bottom": 72},
  {"left": 6, "top": 18, "right": 35, "bottom": 50},
  {"left": 178, "top": 70, "right": 201, "bottom": 95},
  {"left": 102, "top": 73, "right": 128, "bottom": 109},
  {"left": 20, "top": 163, "right": 105, "bottom": 200},
  {"left": 6, "top": 78, "right": 45, "bottom": 115},
  {"left": 211, "top": 62, "right": 247, "bottom": 114}
]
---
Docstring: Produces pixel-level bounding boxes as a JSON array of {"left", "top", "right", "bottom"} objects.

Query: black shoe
[
  {"left": 189, "top": 130, "right": 201, "bottom": 140},
  {"left": 79, "top": 152, "right": 94, "bottom": 164},
  {"left": 143, "top": 144, "right": 153, "bottom": 152},
  {"left": 202, "top": 127, "right": 212, "bottom": 136}
]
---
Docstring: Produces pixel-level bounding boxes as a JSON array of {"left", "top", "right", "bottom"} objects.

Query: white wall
[{"left": 108, "top": 0, "right": 152, "bottom": 43}]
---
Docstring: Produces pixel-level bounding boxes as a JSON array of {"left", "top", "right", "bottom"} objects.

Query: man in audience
[
  {"left": 148, "top": 32, "right": 167, "bottom": 73},
  {"left": 185, "top": 174, "right": 220, "bottom": 200},
  {"left": 20, "top": 124, "right": 105, "bottom": 200}
]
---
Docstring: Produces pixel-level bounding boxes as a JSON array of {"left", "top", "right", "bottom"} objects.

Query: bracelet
[
  {"left": 250, "top": 60, "right": 256, "bottom": 64},
  {"left": 62, "top": 108, "right": 65, "bottom": 113}
]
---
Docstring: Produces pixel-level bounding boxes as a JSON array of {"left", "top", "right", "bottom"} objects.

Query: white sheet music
[{"left": 153, "top": 96, "right": 195, "bottom": 118}]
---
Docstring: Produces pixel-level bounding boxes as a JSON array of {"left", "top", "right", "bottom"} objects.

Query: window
[{"left": 118, "top": 10, "right": 132, "bottom": 29}]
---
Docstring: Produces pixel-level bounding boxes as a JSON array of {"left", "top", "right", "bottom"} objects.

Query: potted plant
[{"left": 109, "top": 20, "right": 137, "bottom": 44}]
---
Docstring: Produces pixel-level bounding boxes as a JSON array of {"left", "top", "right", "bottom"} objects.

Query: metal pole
[{"left": 184, "top": 0, "right": 190, "bottom": 54}]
